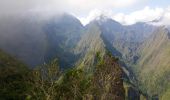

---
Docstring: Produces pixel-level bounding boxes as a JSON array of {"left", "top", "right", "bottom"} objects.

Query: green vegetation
[
  {"left": 92, "top": 53, "right": 125, "bottom": 100},
  {"left": 75, "top": 23, "right": 106, "bottom": 72},
  {"left": 0, "top": 50, "right": 125, "bottom": 100},
  {"left": 161, "top": 86, "right": 170, "bottom": 100},
  {"left": 133, "top": 27, "right": 170, "bottom": 98},
  {"left": 0, "top": 50, "right": 30, "bottom": 99},
  {"left": 1, "top": 14, "right": 170, "bottom": 100}
]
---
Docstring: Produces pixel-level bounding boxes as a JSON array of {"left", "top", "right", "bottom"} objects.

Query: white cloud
[
  {"left": 79, "top": 6, "right": 170, "bottom": 26},
  {"left": 78, "top": 9, "right": 102, "bottom": 25},
  {"left": 113, "top": 6, "right": 164, "bottom": 25},
  {"left": 153, "top": 7, "right": 170, "bottom": 25},
  {"left": 1, "top": 0, "right": 170, "bottom": 26},
  {"left": 78, "top": 9, "right": 114, "bottom": 25}
]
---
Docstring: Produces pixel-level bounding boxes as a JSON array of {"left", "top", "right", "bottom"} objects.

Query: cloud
[
  {"left": 0, "top": 0, "right": 138, "bottom": 16},
  {"left": 0, "top": 0, "right": 66, "bottom": 15},
  {"left": 79, "top": 6, "right": 170, "bottom": 26},
  {"left": 113, "top": 6, "right": 164, "bottom": 25},
  {"left": 78, "top": 9, "right": 114, "bottom": 25},
  {"left": 153, "top": 7, "right": 170, "bottom": 25},
  {"left": 1, "top": 0, "right": 170, "bottom": 26}
]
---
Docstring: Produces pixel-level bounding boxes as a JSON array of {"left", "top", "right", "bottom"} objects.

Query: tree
[
  {"left": 28, "top": 59, "right": 61, "bottom": 100},
  {"left": 92, "top": 54, "right": 125, "bottom": 100},
  {"left": 57, "top": 68, "right": 92, "bottom": 100}
]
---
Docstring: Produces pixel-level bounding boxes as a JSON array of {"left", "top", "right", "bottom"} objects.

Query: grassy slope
[
  {"left": 135, "top": 27, "right": 170, "bottom": 98},
  {"left": 74, "top": 23, "right": 106, "bottom": 72}
]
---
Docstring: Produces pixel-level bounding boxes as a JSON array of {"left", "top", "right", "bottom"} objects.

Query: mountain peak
[
  {"left": 87, "top": 15, "right": 122, "bottom": 28},
  {"left": 95, "top": 14, "right": 109, "bottom": 22}
]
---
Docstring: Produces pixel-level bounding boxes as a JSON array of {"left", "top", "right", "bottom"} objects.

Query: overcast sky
[{"left": 0, "top": 0, "right": 170, "bottom": 25}]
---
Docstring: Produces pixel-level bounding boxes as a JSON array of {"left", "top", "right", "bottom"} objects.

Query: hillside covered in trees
[{"left": 0, "top": 50, "right": 128, "bottom": 100}]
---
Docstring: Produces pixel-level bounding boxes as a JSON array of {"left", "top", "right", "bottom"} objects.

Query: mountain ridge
[{"left": 0, "top": 13, "right": 170, "bottom": 99}]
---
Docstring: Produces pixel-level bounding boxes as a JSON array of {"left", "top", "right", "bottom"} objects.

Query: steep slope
[
  {"left": 90, "top": 17, "right": 170, "bottom": 99},
  {"left": 134, "top": 26, "right": 170, "bottom": 98},
  {"left": 74, "top": 22, "right": 106, "bottom": 72},
  {"left": 83, "top": 18, "right": 150, "bottom": 83},
  {"left": 0, "top": 13, "right": 84, "bottom": 68},
  {"left": 44, "top": 14, "right": 84, "bottom": 68},
  {"left": 125, "top": 22, "right": 156, "bottom": 42},
  {"left": 74, "top": 20, "right": 146, "bottom": 99},
  {"left": 94, "top": 16, "right": 155, "bottom": 64},
  {"left": 74, "top": 18, "right": 126, "bottom": 72}
]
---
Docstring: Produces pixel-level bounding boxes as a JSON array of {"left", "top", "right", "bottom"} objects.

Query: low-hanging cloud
[
  {"left": 0, "top": 0, "right": 138, "bottom": 16},
  {"left": 0, "top": 0, "right": 66, "bottom": 15},
  {"left": 0, "top": 0, "right": 170, "bottom": 26}
]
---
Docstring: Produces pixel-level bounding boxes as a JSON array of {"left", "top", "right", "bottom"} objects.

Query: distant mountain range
[{"left": 0, "top": 13, "right": 170, "bottom": 99}]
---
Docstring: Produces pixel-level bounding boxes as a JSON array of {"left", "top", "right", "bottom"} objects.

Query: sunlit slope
[
  {"left": 135, "top": 27, "right": 170, "bottom": 97},
  {"left": 74, "top": 23, "right": 106, "bottom": 72}
]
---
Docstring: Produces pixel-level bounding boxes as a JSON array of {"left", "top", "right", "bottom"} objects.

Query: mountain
[
  {"left": 74, "top": 22, "right": 106, "bottom": 72},
  {"left": 0, "top": 13, "right": 155, "bottom": 68},
  {"left": 74, "top": 17, "right": 121, "bottom": 71},
  {"left": 0, "top": 13, "right": 170, "bottom": 99},
  {"left": 74, "top": 16, "right": 170, "bottom": 99},
  {"left": 134, "top": 26, "right": 170, "bottom": 98},
  {"left": 44, "top": 13, "right": 84, "bottom": 68},
  {"left": 0, "top": 13, "right": 84, "bottom": 68},
  {"left": 74, "top": 17, "right": 148, "bottom": 99},
  {"left": 92, "top": 16, "right": 156, "bottom": 64}
]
